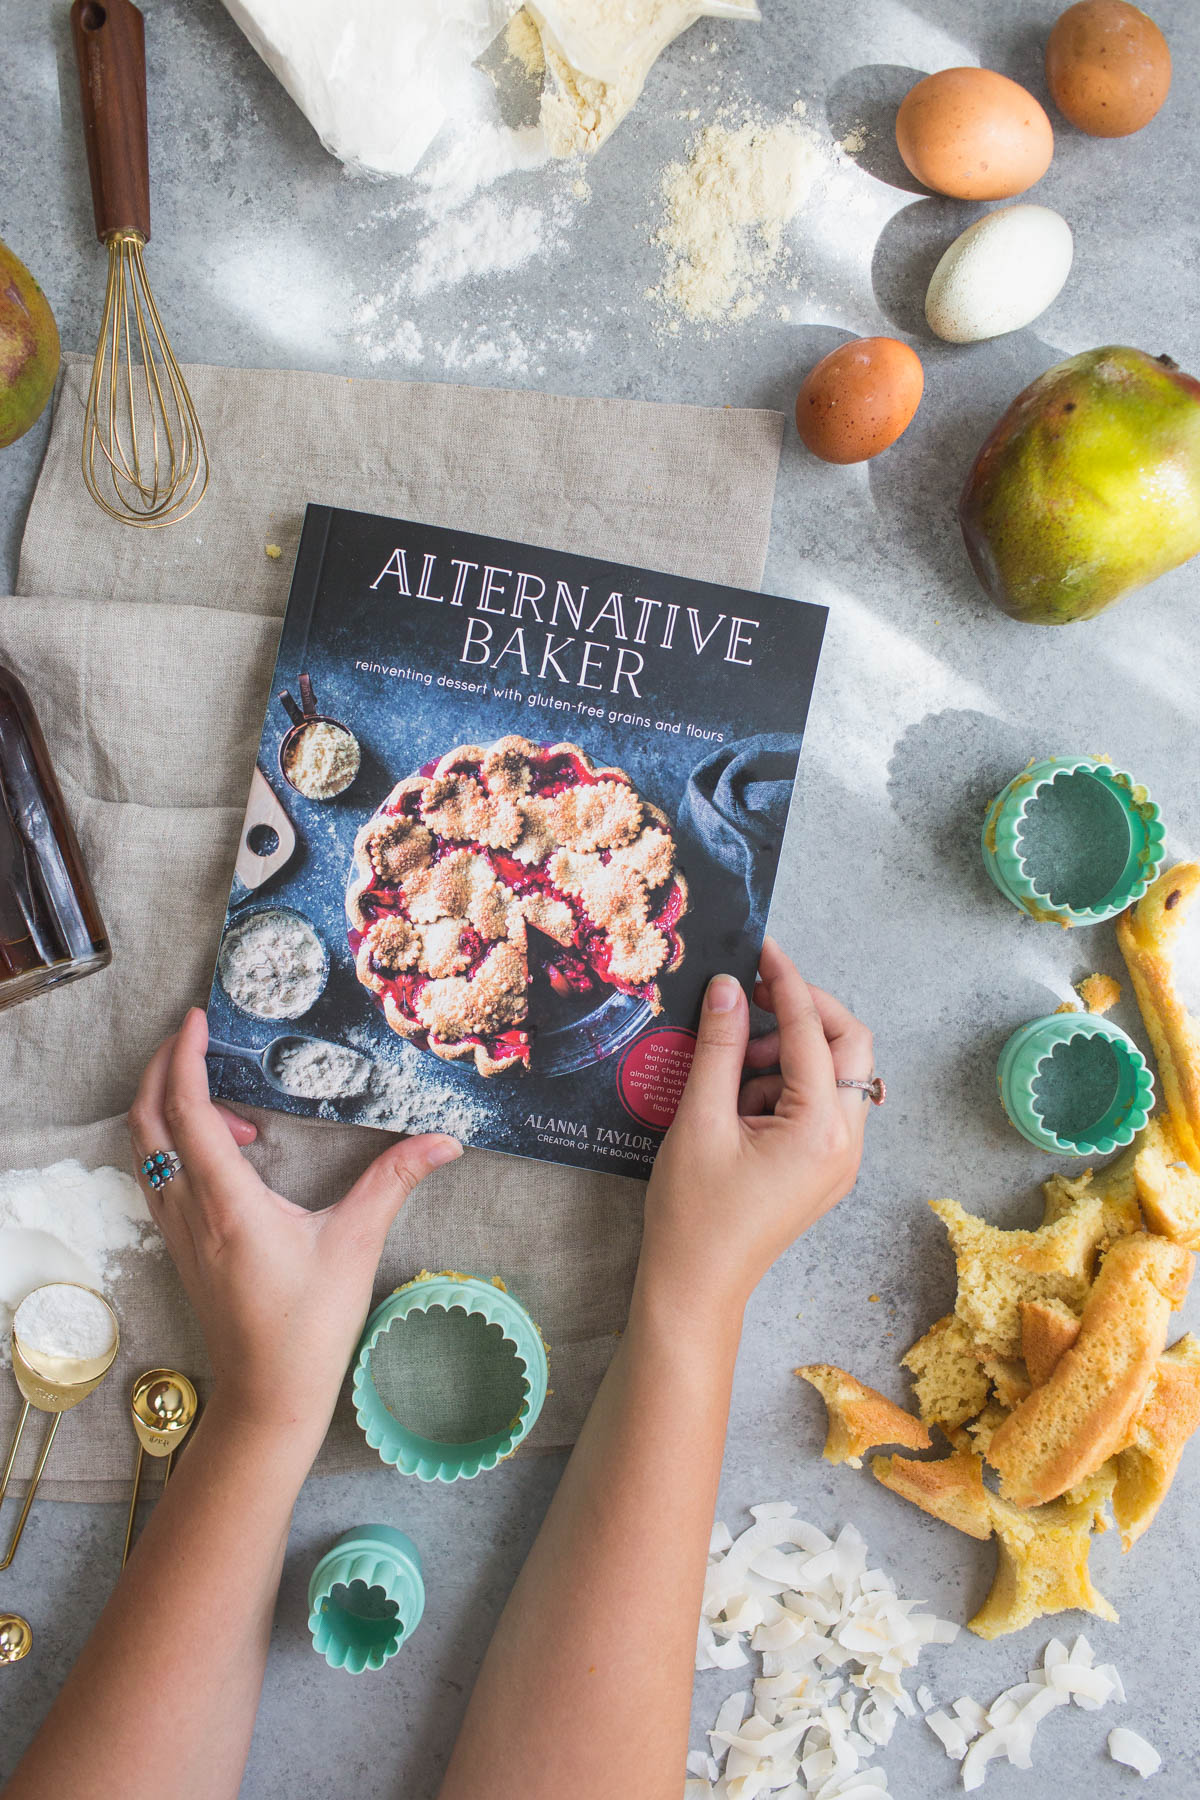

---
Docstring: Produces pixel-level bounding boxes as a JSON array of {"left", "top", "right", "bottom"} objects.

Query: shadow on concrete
[
  {"left": 826, "top": 64, "right": 933, "bottom": 195},
  {"left": 870, "top": 193, "right": 974, "bottom": 343}
]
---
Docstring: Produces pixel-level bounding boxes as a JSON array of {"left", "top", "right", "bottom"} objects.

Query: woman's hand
[
  {"left": 128, "top": 1008, "right": 462, "bottom": 1454},
  {"left": 637, "top": 937, "right": 872, "bottom": 1322}
]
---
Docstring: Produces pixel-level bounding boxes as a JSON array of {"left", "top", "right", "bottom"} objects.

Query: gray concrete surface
[{"left": 2, "top": 0, "right": 1199, "bottom": 1794}]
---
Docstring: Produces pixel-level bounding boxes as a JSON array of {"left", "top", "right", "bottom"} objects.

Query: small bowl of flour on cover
[
  {"left": 278, "top": 677, "right": 361, "bottom": 801},
  {"left": 217, "top": 906, "right": 329, "bottom": 1021}
]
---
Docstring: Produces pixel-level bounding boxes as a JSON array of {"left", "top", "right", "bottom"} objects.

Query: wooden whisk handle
[{"left": 70, "top": 0, "right": 151, "bottom": 243}]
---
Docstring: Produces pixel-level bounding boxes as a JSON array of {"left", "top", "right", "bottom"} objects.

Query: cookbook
[{"left": 205, "top": 504, "right": 827, "bottom": 1179}]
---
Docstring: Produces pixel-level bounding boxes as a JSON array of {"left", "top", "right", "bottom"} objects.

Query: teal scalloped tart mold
[
  {"left": 353, "top": 1273, "right": 550, "bottom": 1483},
  {"left": 982, "top": 756, "right": 1164, "bottom": 927},
  {"left": 307, "top": 1525, "right": 425, "bottom": 1673},
  {"left": 997, "top": 1013, "right": 1155, "bottom": 1157}
]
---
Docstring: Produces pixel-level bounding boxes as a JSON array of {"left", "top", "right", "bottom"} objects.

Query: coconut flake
[
  {"left": 1108, "top": 1729, "right": 1162, "bottom": 1777},
  {"left": 960, "top": 1727, "right": 1016, "bottom": 1790},
  {"left": 952, "top": 1697, "right": 988, "bottom": 1736},
  {"left": 926, "top": 1711, "right": 970, "bottom": 1760},
  {"left": 1096, "top": 1664, "right": 1127, "bottom": 1705},
  {"left": 1047, "top": 1663, "right": 1116, "bottom": 1705},
  {"left": 711, "top": 1521, "right": 735, "bottom": 1556}
]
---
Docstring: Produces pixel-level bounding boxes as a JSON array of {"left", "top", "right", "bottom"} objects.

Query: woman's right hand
[{"left": 637, "top": 937, "right": 873, "bottom": 1322}]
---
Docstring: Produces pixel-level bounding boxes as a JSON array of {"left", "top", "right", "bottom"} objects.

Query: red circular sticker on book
[{"left": 616, "top": 1027, "right": 697, "bottom": 1132}]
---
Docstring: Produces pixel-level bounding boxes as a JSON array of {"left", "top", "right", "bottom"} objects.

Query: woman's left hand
[{"left": 128, "top": 1008, "right": 462, "bottom": 1453}]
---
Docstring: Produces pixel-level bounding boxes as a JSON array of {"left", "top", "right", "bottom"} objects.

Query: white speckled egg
[{"left": 925, "top": 204, "right": 1074, "bottom": 343}]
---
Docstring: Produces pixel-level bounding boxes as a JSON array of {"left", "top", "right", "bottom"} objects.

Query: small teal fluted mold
[
  {"left": 982, "top": 756, "right": 1164, "bottom": 927},
  {"left": 307, "top": 1525, "right": 424, "bottom": 1673},
  {"left": 353, "top": 1274, "right": 550, "bottom": 1483},
  {"left": 997, "top": 1013, "right": 1155, "bottom": 1156}
]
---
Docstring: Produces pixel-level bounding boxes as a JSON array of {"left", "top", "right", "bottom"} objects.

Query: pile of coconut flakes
[{"left": 689, "top": 1504, "right": 1162, "bottom": 1795}]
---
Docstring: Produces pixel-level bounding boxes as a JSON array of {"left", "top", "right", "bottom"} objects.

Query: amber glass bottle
[{"left": 0, "top": 664, "right": 111, "bottom": 1010}]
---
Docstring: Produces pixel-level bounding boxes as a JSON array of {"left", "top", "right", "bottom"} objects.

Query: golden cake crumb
[{"left": 1077, "top": 972, "right": 1122, "bottom": 1015}]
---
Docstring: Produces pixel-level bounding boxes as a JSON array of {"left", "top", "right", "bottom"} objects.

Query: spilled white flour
[
  {"left": 0, "top": 1161, "right": 158, "bottom": 1362},
  {"left": 410, "top": 195, "right": 550, "bottom": 296}
]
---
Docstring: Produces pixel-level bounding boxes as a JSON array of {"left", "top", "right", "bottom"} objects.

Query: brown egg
[
  {"left": 795, "top": 338, "right": 924, "bottom": 465},
  {"left": 1046, "top": 1, "right": 1170, "bottom": 137},
  {"left": 896, "top": 68, "right": 1055, "bottom": 199}
]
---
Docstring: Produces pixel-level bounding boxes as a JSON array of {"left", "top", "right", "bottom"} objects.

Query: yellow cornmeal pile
[
  {"left": 511, "top": 1, "right": 759, "bottom": 160},
  {"left": 649, "top": 118, "right": 820, "bottom": 325},
  {"left": 506, "top": 9, "right": 546, "bottom": 77},
  {"left": 798, "top": 863, "right": 1200, "bottom": 1638}
]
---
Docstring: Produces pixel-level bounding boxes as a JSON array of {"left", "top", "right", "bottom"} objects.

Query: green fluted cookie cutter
[
  {"left": 982, "top": 755, "right": 1164, "bottom": 927},
  {"left": 353, "top": 1273, "right": 550, "bottom": 1483},
  {"left": 997, "top": 1012, "right": 1155, "bottom": 1157},
  {"left": 307, "top": 1524, "right": 424, "bottom": 1673}
]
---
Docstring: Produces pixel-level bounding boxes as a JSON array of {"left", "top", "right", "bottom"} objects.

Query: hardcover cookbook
[{"left": 205, "top": 504, "right": 827, "bottom": 1179}]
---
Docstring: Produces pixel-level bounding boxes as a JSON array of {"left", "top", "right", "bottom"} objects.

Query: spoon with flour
[{"left": 208, "top": 1034, "right": 372, "bottom": 1102}]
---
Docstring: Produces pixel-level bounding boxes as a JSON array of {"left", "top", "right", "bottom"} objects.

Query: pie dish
[{"left": 346, "top": 736, "right": 688, "bottom": 1075}]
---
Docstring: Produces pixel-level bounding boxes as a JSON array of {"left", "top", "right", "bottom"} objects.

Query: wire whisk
[{"left": 72, "top": 0, "right": 208, "bottom": 529}]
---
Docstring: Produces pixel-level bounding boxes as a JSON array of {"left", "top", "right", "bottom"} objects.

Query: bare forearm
[
  {"left": 4, "top": 1401, "right": 317, "bottom": 1800},
  {"left": 440, "top": 1281, "right": 742, "bottom": 1800}
]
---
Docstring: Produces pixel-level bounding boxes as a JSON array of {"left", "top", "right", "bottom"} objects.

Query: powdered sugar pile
[
  {"left": 0, "top": 1161, "right": 158, "bottom": 1363},
  {"left": 689, "top": 1503, "right": 958, "bottom": 1795}
]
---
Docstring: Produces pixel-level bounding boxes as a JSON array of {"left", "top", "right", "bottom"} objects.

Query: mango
[
  {"left": 959, "top": 346, "right": 1200, "bottom": 624},
  {"left": 0, "top": 240, "right": 60, "bottom": 450}
]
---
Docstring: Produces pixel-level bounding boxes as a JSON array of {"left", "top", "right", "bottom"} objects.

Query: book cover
[{"left": 205, "top": 504, "right": 827, "bottom": 1180}]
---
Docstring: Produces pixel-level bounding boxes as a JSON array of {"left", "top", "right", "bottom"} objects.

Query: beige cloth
[{"left": 0, "top": 354, "right": 783, "bottom": 1499}]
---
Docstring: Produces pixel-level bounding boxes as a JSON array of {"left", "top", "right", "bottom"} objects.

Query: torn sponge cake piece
[
  {"left": 1114, "top": 1332, "right": 1200, "bottom": 1551},
  {"left": 1040, "top": 1146, "right": 1143, "bottom": 1239},
  {"left": 970, "top": 1464, "right": 1119, "bottom": 1640},
  {"left": 1117, "top": 861, "right": 1200, "bottom": 1171},
  {"left": 928, "top": 1190, "right": 1135, "bottom": 1363},
  {"left": 1020, "top": 1298, "right": 1081, "bottom": 1388},
  {"left": 872, "top": 1448, "right": 1118, "bottom": 1638},
  {"left": 1129, "top": 1113, "right": 1200, "bottom": 1249},
  {"left": 987, "top": 1233, "right": 1194, "bottom": 1509},
  {"left": 872, "top": 1446, "right": 993, "bottom": 1541},
  {"left": 794, "top": 1363, "right": 930, "bottom": 1468},
  {"left": 901, "top": 1313, "right": 991, "bottom": 1434}
]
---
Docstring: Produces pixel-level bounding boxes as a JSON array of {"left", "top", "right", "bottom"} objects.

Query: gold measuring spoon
[
  {"left": 0, "top": 1283, "right": 119, "bottom": 1571},
  {"left": 0, "top": 1614, "right": 32, "bottom": 1665},
  {"left": 121, "top": 1369, "right": 198, "bottom": 1567}
]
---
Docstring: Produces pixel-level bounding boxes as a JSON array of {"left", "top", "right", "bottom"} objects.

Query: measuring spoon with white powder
[{"left": 208, "top": 1034, "right": 372, "bottom": 1102}]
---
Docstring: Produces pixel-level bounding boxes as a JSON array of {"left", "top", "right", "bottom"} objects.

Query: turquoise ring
[{"left": 142, "top": 1150, "right": 183, "bottom": 1191}]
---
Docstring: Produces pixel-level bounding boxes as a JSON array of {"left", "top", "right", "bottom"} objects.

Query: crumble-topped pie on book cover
[{"left": 205, "top": 503, "right": 827, "bottom": 1180}]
